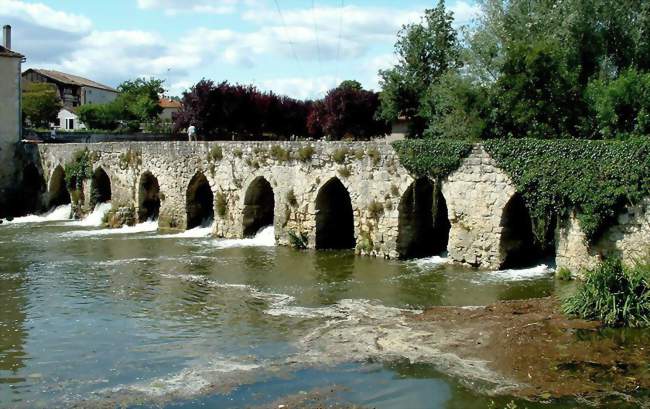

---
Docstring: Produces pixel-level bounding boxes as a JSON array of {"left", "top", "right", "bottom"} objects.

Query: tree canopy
[{"left": 22, "top": 82, "right": 62, "bottom": 128}]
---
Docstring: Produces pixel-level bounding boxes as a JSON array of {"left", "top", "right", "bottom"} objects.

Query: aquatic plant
[{"left": 563, "top": 258, "right": 650, "bottom": 327}]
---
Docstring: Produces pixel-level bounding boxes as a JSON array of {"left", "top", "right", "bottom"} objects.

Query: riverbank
[{"left": 414, "top": 297, "right": 650, "bottom": 406}]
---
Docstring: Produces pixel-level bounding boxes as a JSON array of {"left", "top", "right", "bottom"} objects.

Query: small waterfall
[
  {"left": 76, "top": 202, "right": 112, "bottom": 227},
  {"left": 213, "top": 226, "right": 276, "bottom": 249},
  {"left": 1, "top": 204, "right": 72, "bottom": 224}
]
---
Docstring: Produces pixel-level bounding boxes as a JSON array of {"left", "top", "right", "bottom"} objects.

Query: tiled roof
[
  {"left": 160, "top": 98, "right": 182, "bottom": 109},
  {"left": 0, "top": 45, "right": 23, "bottom": 58},
  {"left": 25, "top": 69, "right": 117, "bottom": 92}
]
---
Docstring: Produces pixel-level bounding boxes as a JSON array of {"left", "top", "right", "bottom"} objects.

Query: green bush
[
  {"left": 297, "top": 146, "right": 315, "bottom": 162},
  {"left": 288, "top": 230, "right": 309, "bottom": 250},
  {"left": 367, "top": 147, "right": 381, "bottom": 165},
  {"left": 338, "top": 166, "right": 351, "bottom": 178},
  {"left": 484, "top": 138, "right": 650, "bottom": 243},
  {"left": 270, "top": 145, "right": 290, "bottom": 162},
  {"left": 563, "top": 258, "right": 650, "bottom": 327},
  {"left": 64, "top": 149, "right": 93, "bottom": 191},
  {"left": 332, "top": 147, "right": 349, "bottom": 164},
  {"left": 391, "top": 139, "right": 473, "bottom": 179},
  {"left": 208, "top": 145, "right": 223, "bottom": 162},
  {"left": 215, "top": 192, "right": 228, "bottom": 217},
  {"left": 285, "top": 189, "right": 298, "bottom": 207},
  {"left": 368, "top": 200, "right": 384, "bottom": 220}
]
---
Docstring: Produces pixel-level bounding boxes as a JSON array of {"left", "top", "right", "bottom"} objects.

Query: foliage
[
  {"left": 331, "top": 148, "right": 349, "bottom": 164},
  {"left": 22, "top": 82, "right": 62, "bottom": 127},
  {"left": 174, "top": 80, "right": 310, "bottom": 139},
  {"left": 118, "top": 148, "right": 142, "bottom": 170},
  {"left": 421, "top": 71, "right": 488, "bottom": 140},
  {"left": 368, "top": 200, "right": 384, "bottom": 220},
  {"left": 308, "top": 81, "right": 389, "bottom": 140},
  {"left": 78, "top": 77, "right": 165, "bottom": 131},
  {"left": 486, "top": 41, "right": 585, "bottom": 139},
  {"left": 586, "top": 69, "right": 650, "bottom": 139},
  {"left": 338, "top": 166, "right": 351, "bottom": 178},
  {"left": 288, "top": 230, "right": 309, "bottom": 250},
  {"left": 270, "top": 145, "right": 290, "bottom": 162},
  {"left": 64, "top": 149, "right": 93, "bottom": 191},
  {"left": 556, "top": 267, "right": 573, "bottom": 281},
  {"left": 366, "top": 147, "right": 381, "bottom": 165},
  {"left": 563, "top": 258, "right": 650, "bottom": 327},
  {"left": 215, "top": 192, "right": 228, "bottom": 218},
  {"left": 483, "top": 138, "right": 650, "bottom": 242},
  {"left": 378, "top": 0, "right": 461, "bottom": 137},
  {"left": 208, "top": 145, "right": 223, "bottom": 162},
  {"left": 297, "top": 146, "right": 315, "bottom": 162},
  {"left": 391, "top": 139, "right": 473, "bottom": 179}
]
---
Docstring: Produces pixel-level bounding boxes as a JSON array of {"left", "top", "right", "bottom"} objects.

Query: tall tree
[
  {"left": 22, "top": 82, "right": 62, "bottom": 128},
  {"left": 377, "top": 0, "right": 461, "bottom": 137}
]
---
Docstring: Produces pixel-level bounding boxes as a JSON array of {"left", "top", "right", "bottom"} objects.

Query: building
[
  {"left": 22, "top": 68, "right": 118, "bottom": 109},
  {"left": 159, "top": 97, "right": 182, "bottom": 121},
  {"left": 0, "top": 25, "right": 25, "bottom": 217},
  {"left": 56, "top": 108, "right": 84, "bottom": 131}
]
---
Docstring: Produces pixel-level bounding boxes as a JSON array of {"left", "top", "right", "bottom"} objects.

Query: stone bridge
[{"left": 22, "top": 141, "right": 650, "bottom": 273}]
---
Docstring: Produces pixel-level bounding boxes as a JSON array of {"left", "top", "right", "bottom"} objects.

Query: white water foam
[
  {"left": 1, "top": 204, "right": 72, "bottom": 224},
  {"left": 411, "top": 255, "right": 449, "bottom": 268},
  {"left": 212, "top": 226, "right": 276, "bottom": 249},
  {"left": 157, "top": 222, "right": 215, "bottom": 239},
  {"left": 477, "top": 264, "right": 554, "bottom": 283},
  {"left": 74, "top": 202, "right": 112, "bottom": 227},
  {"left": 65, "top": 220, "right": 159, "bottom": 237}
]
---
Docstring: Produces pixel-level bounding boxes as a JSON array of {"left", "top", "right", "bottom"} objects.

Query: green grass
[{"left": 563, "top": 258, "right": 650, "bottom": 327}]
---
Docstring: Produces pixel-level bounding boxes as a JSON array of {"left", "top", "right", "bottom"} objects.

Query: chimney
[{"left": 3, "top": 25, "right": 11, "bottom": 50}]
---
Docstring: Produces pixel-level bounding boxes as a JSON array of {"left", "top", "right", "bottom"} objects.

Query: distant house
[
  {"left": 22, "top": 68, "right": 118, "bottom": 109},
  {"left": 22, "top": 69, "right": 118, "bottom": 131},
  {"left": 159, "top": 97, "right": 181, "bottom": 121}
]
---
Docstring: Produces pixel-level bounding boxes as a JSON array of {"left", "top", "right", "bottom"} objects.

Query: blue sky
[{"left": 1, "top": 0, "right": 480, "bottom": 99}]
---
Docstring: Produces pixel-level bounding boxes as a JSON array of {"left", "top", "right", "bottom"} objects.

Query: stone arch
[
  {"left": 90, "top": 167, "right": 111, "bottom": 207},
  {"left": 242, "top": 176, "right": 275, "bottom": 237},
  {"left": 48, "top": 165, "right": 70, "bottom": 208},
  {"left": 397, "top": 178, "right": 451, "bottom": 259},
  {"left": 499, "top": 193, "right": 540, "bottom": 268},
  {"left": 315, "top": 177, "right": 355, "bottom": 250},
  {"left": 21, "top": 163, "right": 46, "bottom": 213},
  {"left": 186, "top": 172, "right": 214, "bottom": 229},
  {"left": 138, "top": 172, "right": 161, "bottom": 222}
]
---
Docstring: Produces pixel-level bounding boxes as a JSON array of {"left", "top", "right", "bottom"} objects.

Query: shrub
[
  {"left": 563, "top": 258, "right": 650, "bottom": 327},
  {"left": 215, "top": 192, "right": 228, "bottom": 217},
  {"left": 332, "top": 147, "right": 349, "bottom": 164},
  {"left": 233, "top": 148, "right": 243, "bottom": 158},
  {"left": 208, "top": 145, "right": 223, "bottom": 162},
  {"left": 556, "top": 267, "right": 573, "bottom": 281},
  {"left": 338, "top": 166, "right": 351, "bottom": 178},
  {"left": 368, "top": 200, "right": 384, "bottom": 220},
  {"left": 64, "top": 149, "right": 93, "bottom": 191},
  {"left": 392, "top": 139, "right": 473, "bottom": 179},
  {"left": 367, "top": 147, "right": 381, "bottom": 166},
  {"left": 297, "top": 146, "right": 315, "bottom": 162},
  {"left": 354, "top": 149, "right": 365, "bottom": 160},
  {"left": 288, "top": 230, "right": 309, "bottom": 250},
  {"left": 270, "top": 145, "right": 290, "bottom": 162}
]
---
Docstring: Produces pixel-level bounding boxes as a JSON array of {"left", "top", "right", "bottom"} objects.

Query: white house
[
  {"left": 159, "top": 97, "right": 181, "bottom": 121},
  {"left": 56, "top": 108, "right": 85, "bottom": 131}
]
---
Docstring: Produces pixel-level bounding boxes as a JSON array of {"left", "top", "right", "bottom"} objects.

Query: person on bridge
[{"left": 188, "top": 124, "right": 197, "bottom": 142}]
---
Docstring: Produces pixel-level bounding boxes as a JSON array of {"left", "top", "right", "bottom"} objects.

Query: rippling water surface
[{"left": 0, "top": 216, "right": 570, "bottom": 408}]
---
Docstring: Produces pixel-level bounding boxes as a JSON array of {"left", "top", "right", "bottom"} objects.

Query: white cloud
[
  {"left": 136, "top": 0, "right": 241, "bottom": 15},
  {"left": 0, "top": 0, "right": 92, "bottom": 33},
  {"left": 449, "top": 1, "right": 482, "bottom": 26},
  {"left": 257, "top": 76, "right": 341, "bottom": 100}
]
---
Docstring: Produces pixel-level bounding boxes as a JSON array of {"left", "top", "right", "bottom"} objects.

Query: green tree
[
  {"left": 22, "top": 82, "right": 62, "bottom": 128},
  {"left": 378, "top": 0, "right": 461, "bottom": 137},
  {"left": 116, "top": 78, "right": 165, "bottom": 122},
  {"left": 586, "top": 69, "right": 650, "bottom": 139}
]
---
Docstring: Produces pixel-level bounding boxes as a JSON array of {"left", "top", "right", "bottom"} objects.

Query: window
[
  {"left": 66, "top": 118, "right": 74, "bottom": 130},
  {"left": 55, "top": 118, "right": 61, "bottom": 127}
]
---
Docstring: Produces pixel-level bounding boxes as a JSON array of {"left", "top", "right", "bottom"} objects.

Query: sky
[{"left": 0, "top": 0, "right": 480, "bottom": 99}]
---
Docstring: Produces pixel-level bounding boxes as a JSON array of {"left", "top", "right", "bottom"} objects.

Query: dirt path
[{"left": 415, "top": 297, "right": 650, "bottom": 404}]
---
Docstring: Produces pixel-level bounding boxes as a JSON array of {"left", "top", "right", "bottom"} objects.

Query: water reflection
[{"left": 0, "top": 260, "right": 29, "bottom": 386}]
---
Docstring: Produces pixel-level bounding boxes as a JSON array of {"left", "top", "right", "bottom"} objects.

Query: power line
[
  {"left": 335, "top": 0, "right": 344, "bottom": 82},
  {"left": 311, "top": 0, "right": 322, "bottom": 67},
  {"left": 272, "top": 0, "right": 301, "bottom": 67}
]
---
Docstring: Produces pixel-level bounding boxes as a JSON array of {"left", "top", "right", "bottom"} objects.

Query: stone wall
[
  {"left": 28, "top": 140, "right": 650, "bottom": 272},
  {"left": 0, "top": 52, "right": 22, "bottom": 217},
  {"left": 556, "top": 199, "right": 650, "bottom": 275}
]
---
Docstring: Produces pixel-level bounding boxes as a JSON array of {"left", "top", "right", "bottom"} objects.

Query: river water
[{"left": 0, "top": 205, "right": 575, "bottom": 408}]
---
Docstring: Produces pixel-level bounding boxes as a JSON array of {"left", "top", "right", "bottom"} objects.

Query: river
[{"left": 0, "top": 205, "right": 578, "bottom": 408}]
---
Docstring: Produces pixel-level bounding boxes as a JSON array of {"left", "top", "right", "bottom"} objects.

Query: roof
[
  {"left": 24, "top": 68, "right": 117, "bottom": 92},
  {"left": 160, "top": 98, "right": 182, "bottom": 109},
  {"left": 0, "top": 45, "right": 23, "bottom": 59}
]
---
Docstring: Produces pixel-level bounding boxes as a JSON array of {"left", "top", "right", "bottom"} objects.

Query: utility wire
[
  {"left": 273, "top": 0, "right": 301, "bottom": 67},
  {"left": 312, "top": 0, "right": 322, "bottom": 68}
]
